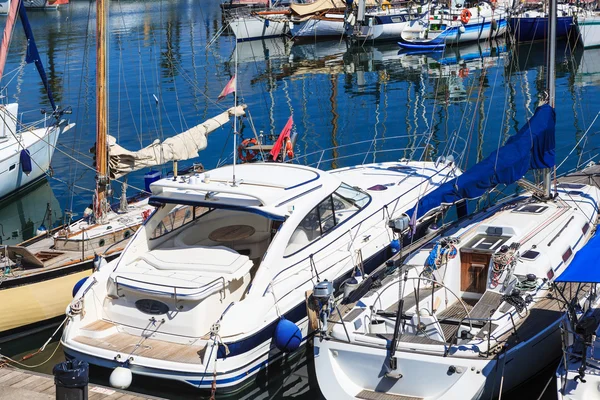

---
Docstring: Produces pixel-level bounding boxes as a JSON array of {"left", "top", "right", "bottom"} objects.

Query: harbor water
[{"left": 1, "top": 0, "right": 600, "bottom": 398}]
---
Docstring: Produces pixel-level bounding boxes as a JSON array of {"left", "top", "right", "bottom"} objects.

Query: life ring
[
  {"left": 284, "top": 137, "right": 294, "bottom": 160},
  {"left": 238, "top": 138, "right": 259, "bottom": 163},
  {"left": 458, "top": 67, "right": 469, "bottom": 78},
  {"left": 460, "top": 9, "right": 472, "bottom": 24},
  {"left": 381, "top": 0, "right": 391, "bottom": 11}
]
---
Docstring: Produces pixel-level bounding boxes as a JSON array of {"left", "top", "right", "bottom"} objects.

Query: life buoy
[
  {"left": 238, "top": 138, "right": 259, "bottom": 163},
  {"left": 458, "top": 67, "right": 469, "bottom": 78},
  {"left": 284, "top": 137, "right": 294, "bottom": 160},
  {"left": 460, "top": 9, "right": 472, "bottom": 24},
  {"left": 381, "top": 0, "right": 391, "bottom": 11}
]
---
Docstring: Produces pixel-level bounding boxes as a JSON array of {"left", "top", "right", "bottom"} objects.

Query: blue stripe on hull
[
  {"left": 398, "top": 18, "right": 507, "bottom": 49},
  {"left": 509, "top": 16, "right": 572, "bottom": 42},
  {"left": 217, "top": 244, "right": 392, "bottom": 358}
]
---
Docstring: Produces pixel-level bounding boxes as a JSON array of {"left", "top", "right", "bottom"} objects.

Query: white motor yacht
[{"left": 61, "top": 159, "right": 459, "bottom": 391}]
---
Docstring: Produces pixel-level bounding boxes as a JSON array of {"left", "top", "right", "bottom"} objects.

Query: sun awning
[{"left": 555, "top": 231, "right": 600, "bottom": 283}]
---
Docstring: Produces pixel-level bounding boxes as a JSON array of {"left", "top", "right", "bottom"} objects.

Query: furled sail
[
  {"left": 107, "top": 106, "right": 246, "bottom": 180},
  {"left": 290, "top": 0, "right": 378, "bottom": 16},
  {"left": 407, "top": 104, "right": 556, "bottom": 220}
]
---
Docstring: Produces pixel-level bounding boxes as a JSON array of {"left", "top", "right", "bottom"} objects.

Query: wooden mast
[{"left": 95, "top": 0, "right": 108, "bottom": 219}]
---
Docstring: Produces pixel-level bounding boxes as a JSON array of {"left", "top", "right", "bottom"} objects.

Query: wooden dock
[{"left": 0, "top": 366, "right": 162, "bottom": 400}]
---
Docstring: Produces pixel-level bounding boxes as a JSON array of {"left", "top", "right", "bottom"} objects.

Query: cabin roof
[{"left": 149, "top": 163, "right": 341, "bottom": 217}]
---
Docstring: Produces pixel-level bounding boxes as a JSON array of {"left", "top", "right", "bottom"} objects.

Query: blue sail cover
[
  {"left": 555, "top": 231, "right": 600, "bottom": 283},
  {"left": 407, "top": 104, "right": 555, "bottom": 219},
  {"left": 18, "top": 2, "right": 56, "bottom": 111}
]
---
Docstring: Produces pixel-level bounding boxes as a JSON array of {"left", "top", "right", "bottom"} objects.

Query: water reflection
[
  {"left": 1, "top": 2, "right": 600, "bottom": 398},
  {"left": 0, "top": 180, "right": 62, "bottom": 246}
]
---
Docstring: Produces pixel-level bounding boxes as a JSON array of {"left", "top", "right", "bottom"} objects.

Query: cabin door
[{"left": 460, "top": 251, "right": 491, "bottom": 294}]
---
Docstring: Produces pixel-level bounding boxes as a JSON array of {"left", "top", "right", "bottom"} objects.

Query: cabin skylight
[
  {"left": 558, "top": 183, "right": 586, "bottom": 190},
  {"left": 512, "top": 204, "right": 548, "bottom": 214},
  {"left": 463, "top": 234, "right": 511, "bottom": 252},
  {"left": 521, "top": 250, "right": 540, "bottom": 260}
]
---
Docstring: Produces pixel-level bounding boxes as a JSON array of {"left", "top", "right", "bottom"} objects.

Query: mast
[
  {"left": 544, "top": 0, "right": 556, "bottom": 199},
  {"left": 232, "top": 43, "right": 238, "bottom": 186},
  {"left": 96, "top": 0, "right": 109, "bottom": 219}
]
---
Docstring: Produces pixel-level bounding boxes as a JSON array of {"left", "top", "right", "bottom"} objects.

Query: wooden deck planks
[
  {"left": 385, "top": 285, "right": 444, "bottom": 314},
  {"left": 74, "top": 331, "right": 205, "bottom": 364},
  {"left": 0, "top": 367, "right": 162, "bottom": 400}
]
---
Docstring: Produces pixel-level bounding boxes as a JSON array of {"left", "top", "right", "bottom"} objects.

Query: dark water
[{"left": 1, "top": 0, "right": 600, "bottom": 398}]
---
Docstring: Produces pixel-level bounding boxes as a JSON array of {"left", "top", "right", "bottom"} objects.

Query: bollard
[{"left": 53, "top": 359, "right": 89, "bottom": 400}]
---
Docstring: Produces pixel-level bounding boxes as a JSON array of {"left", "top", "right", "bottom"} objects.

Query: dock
[{"left": 0, "top": 366, "right": 162, "bottom": 400}]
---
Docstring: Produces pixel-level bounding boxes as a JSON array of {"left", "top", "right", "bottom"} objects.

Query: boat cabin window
[
  {"left": 150, "top": 205, "right": 210, "bottom": 240},
  {"left": 284, "top": 184, "right": 370, "bottom": 256}
]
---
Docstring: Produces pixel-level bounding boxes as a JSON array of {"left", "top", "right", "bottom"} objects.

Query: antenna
[{"left": 232, "top": 43, "right": 238, "bottom": 186}]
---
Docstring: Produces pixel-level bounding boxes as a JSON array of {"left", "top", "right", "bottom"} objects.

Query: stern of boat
[{"left": 315, "top": 336, "right": 488, "bottom": 400}]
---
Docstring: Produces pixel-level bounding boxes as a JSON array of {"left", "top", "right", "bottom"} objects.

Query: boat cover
[
  {"left": 290, "top": 0, "right": 377, "bottom": 16},
  {"left": 106, "top": 106, "right": 246, "bottom": 180},
  {"left": 406, "top": 104, "right": 556, "bottom": 219},
  {"left": 555, "top": 232, "right": 600, "bottom": 283}
]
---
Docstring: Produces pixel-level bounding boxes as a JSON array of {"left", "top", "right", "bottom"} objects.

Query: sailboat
[
  {"left": 0, "top": 0, "right": 73, "bottom": 202},
  {"left": 312, "top": 2, "right": 600, "bottom": 398},
  {"left": 398, "top": 2, "right": 507, "bottom": 50},
  {"left": 0, "top": 0, "right": 244, "bottom": 341}
]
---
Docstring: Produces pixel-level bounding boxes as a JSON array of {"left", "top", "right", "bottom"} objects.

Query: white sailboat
[
  {"left": 0, "top": 0, "right": 73, "bottom": 201},
  {"left": 313, "top": 2, "right": 600, "bottom": 398}
]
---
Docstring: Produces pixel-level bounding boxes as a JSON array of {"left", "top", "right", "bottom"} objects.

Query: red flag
[
  {"left": 217, "top": 75, "right": 236, "bottom": 101},
  {"left": 270, "top": 116, "right": 293, "bottom": 161}
]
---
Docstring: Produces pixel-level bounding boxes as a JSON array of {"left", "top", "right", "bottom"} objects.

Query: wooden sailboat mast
[{"left": 96, "top": 0, "right": 109, "bottom": 217}]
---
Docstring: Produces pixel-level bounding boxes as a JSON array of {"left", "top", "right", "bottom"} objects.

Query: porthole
[
  {"left": 99, "top": 239, "right": 106, "bottom": 247},
  {"left": 124, "top": 230, "right": 131, "bottom": 239}
]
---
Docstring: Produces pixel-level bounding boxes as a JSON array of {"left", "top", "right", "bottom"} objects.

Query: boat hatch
[
  {"left": 512, "top": 204, "right": 549, "bottom": 214},
  {"left": 463, "top": 233, "right": 511, "bottom": 252},
  {"left": 521, "top": 250, "right": 540, "bottom": 260},
  {"left": 558, "top": 183, "right": 586, "bottom": 190}
]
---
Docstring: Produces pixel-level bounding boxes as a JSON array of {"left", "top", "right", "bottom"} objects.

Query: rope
[{"left": 0, "top": 316, "right": 68, "bottom": 369}]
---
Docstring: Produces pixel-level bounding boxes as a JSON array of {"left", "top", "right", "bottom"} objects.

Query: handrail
[{"left": 114, "top": 274, "right": 226, "bottom": 301}]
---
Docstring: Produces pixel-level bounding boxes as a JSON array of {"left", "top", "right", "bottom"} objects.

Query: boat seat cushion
[{"left": 137, "top": 245, "right": 253, "bottom": 279}]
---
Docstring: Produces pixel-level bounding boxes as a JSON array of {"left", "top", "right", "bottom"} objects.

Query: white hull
[
  {"left": 358, "top": 21, "right": 411, "bottom": 41},
  {"left": 316, "top": 317, "right": 562, "bottom": 399},
  {"left": 229, "top": 14, "right": 289, "bottom": 41},
  {"left": 0, "top": 113, "right": 70, "bottom": 201},
  {"left": 62, "top": 160, "right": 460, "bottom": 391},
  {"left": 291, "top": 16, "right": 347, "bottom": 38},
  {"left": 578, "top": 15, "right": 600, "bottom": 48}
]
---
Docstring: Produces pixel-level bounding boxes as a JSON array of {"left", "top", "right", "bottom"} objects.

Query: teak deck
[
  {"left": 0, "top": 367, "right": 160, "bottom": 400},
  {"left": 74, "top": 322, "right": 206, "bottom": 364}
]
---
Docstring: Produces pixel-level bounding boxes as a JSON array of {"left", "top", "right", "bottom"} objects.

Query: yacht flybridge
[{"left": 61, "top": 160, "right": 459, "bottom": 390}]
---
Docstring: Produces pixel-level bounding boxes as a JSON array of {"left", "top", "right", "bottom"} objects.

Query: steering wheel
[
  {"left": 301, "top": 212, "right": 320, "bottom": 230},
  {"left": 332, "top": 198, "right": 346, "bottom": 210}
]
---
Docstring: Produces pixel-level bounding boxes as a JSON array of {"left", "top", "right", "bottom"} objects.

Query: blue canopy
[
  {"left": 555, "top": 231, "right": 600, "bottom": 283},
  {"left": 406, "top": 104, "right": 555, "bottom": 220}
]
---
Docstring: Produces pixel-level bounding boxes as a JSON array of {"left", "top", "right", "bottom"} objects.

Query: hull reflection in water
[{"left": 0, "top": 179, "right": 62, "bottom": 246}]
